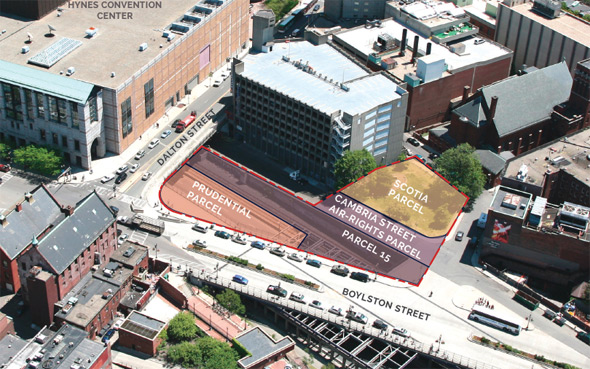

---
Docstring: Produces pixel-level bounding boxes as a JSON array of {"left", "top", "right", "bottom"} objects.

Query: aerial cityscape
[{"left": 0, "top": 0, "right": 589, "bottom": 368}]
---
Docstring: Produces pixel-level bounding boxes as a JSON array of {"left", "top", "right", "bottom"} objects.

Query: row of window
[{"left": 121, "top": 78, "right": 155, "bottom": 138}]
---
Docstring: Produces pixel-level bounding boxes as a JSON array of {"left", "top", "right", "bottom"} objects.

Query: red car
[{"left": 0, "top": 164, "right": 11, "bottom": 172}]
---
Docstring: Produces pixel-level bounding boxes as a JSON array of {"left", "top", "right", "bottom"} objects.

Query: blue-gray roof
[
  {"left": 237, "top": 327, "right": 294, "bottom": 368},
  {"left": 0, "top": 185, "right": 63, "bottom": 260},
  {"left": 454, "top": 96, "right": 487, "bottom": 128},
  {"left": 481, "top": 62, "right": 572, "bottom": 137},
  {"left": 0, "top": 60, "right": 94, "bottom": 104},
  {"left": 239, "top": 42, "right": 405, "bottom": 116},
  {"left": 476, "top": 149, "right": 507, "bottom": 175},
  {"left": 36, "top": 192, "right": 115, "bottom": 274}
]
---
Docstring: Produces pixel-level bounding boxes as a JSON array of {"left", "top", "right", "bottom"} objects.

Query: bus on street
[
  {"left": 469, "top": 305, "right": 522, "bottom": 335},
  {"left": 277, "top": 15, "right": 296, "bottom": 33}
]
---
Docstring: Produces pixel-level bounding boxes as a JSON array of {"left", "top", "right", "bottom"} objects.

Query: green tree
[
  {"left": 333, "top": 149, "right": 377, "bottom": 189},
  {"left": 434, "top": 143, "right": 486, "bottom": 207},
  {"left": 197, "top": 337, "right": 238, "bottom": 369},
  {"left": 167, "top": 312, "right": 198, "bottom": 342},
  {"left": 321, "top": 364, "right": 336, "bottom": 369},
  {"left": 167, "top": 342, "right": 202, "bottom": 368},
  {"left": 0, "top": 142, "right": 11, "bottom": 160},
  {"left": 12, "top": 144, "right": 63, "bottom": 176},
  {"left": 216, "top": 288, "right": 246, "bottom": 316}
]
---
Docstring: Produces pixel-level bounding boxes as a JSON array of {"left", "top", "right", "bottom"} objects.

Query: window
[
  {"left": 62, "top": 135, "right": 68, "bottom": 148},
  {"left": 144, "top": 78, "right": 154, "bottom": 118},
  {"left": 36, "top": 92, "right": 45, "bottom": 117},
  {"left": 375, "top": 137, "right": 388, "bottom": 148},
  {"left": 40, "top": 129, "right": 46, "bottom": 141},
  {"left": 378, "top": 104, "right": 392, "bottom": 113},
  {"left": 377, "top": 113, "right": 391, "bottom": 123},
  {"left": 52, "top": 133, "right": 58, "bottom": 145},
  {"left": 363, "top": 136, "right": 373, "bottom": 147},
  {"left": 377, "top": 122, "right": 389, "bottom": 131},
  {"left": 48, "top": 96, "right": 58, "bottom": 122},
  {"left": 376, "top": 130, "right": 389, "bottom": 140},
  {"left": 57, "top": 99, "right": 67, "bottom": 124},
  {"left": 374, "top": 147, "right": 387, "bottom": 155},
  {"left": 2, "top": 260, "right": 7, "bottom": 267},
  {"left": 21, "top": 262, "right": 26, "bottom": 270},
  {"left": 88, "top": 95, "right": 98, "bottom": 122},
  {"left": 74, "top": 139, "right": 80, "bottom": 151},
  {"left": 365, "top": 110, "right": 377, "bottom": 120},
  {"left": 2, "top": 84, "right": 22, "bottom": 120},
  {"left": 364, "top": 119, "right": 375, "bottom": 130},
  {"left": 121, "top": 97, "right": 132, "bottom": 138},
  {"left": 25, "top": 89, "right": 34, "bottom": 119},
  {"left": 363, "top": 128, "right": 375, "bottom": 138},
  {"left": 71, "top": 102, "right": 79, "bottom": 127}
]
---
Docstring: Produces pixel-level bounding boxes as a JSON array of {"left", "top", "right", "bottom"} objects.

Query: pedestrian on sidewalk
[{"left": 429, "top": 291, "right": 433, "bottom": 297}]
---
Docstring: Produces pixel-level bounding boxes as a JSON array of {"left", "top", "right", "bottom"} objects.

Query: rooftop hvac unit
[
  {"left": 167, "top": 33, "right": 176, "bottom": 41},
  {"left": 85, "top": 27, "right": 97, "bottom": 37},
  {"left": 66, "top": 67, "right": 75, "bottom": 76},
  {"left": 139, "top": 43, "right": 148, "bottom": 51},
  {"left": 22, "top": 46, "right": 30, "bottom": 54}
]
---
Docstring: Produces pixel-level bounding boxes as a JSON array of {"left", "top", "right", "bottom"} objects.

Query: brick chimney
[
  {"left": 462, "top": 86, "right": 470, "bottom": 103},
  {"left": 61, "top": 205, "right": 74, "bottom": 216},
  {"left": 489, "top": 96, "right": 499, "bottom": 120},
  {"left": 15, "top": 203, "right": 22, "bottom": 212}
]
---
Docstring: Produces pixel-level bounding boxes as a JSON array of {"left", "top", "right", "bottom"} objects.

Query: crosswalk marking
[{"left": 129, "top": 230, "right": 148, "bottom": 244}]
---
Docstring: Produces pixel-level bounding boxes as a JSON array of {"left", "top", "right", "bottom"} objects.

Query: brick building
[
  {"left": 0, "top": 186, "right": 117, "bottom": 304},
  {"left": 430, "top": 61, "right": 589, "bottom": 158},
  {"left": 480, "top": 186, "right": 589, "bottom": 293},
  {"left": 52, "top": 243, "right": 148, "bottom": 339},
  {"left": 0, "top": 0, "right": 249, "bottom": 169},
  {"left": 0, "top": 324, "right": 111, "bottom": 369},
  {"left": 236, "top": 327, "right": 295, "bottom": 369},
  {"left": 502, "top": 127, "right": 590, "bottom": 208},
  {"left": 332, "top": 18, "right": 513, "bottom": 131},
  {"left": 118, "top": 311, "right": 167, "bottom": 356}
]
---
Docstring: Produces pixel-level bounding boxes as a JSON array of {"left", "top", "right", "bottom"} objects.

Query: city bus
[
  {"left": 277, "top": 15, "right": 296, "bottom": 33},
  {"left": 469, "top": 305, "right": 522, "bottom": 335}
]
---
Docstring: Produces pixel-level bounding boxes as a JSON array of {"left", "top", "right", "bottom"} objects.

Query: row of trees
[
  {"left": 162, "top": 311, "right": 239, "bottom": 369},
  {"left": 0, "top": 141, "right": 64, "bottom": 176},
  {"left": 333, "top": 143, "right": 485, "bottom": 206}
]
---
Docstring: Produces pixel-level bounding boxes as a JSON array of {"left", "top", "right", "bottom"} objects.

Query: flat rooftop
[
  {"left": 491, "top": 186, "right": 532, "bottom": 219},
  {"left": 463, "top": 0, "right": 500, "bottom": 27},
  {"left": 504, "top": 128, "right": 590, "bottom": 187},
  {"left": 110, "top": 242, "right": 148, "bottom": 269},
  {"left": 236, "top": 327, "right": 294, "bottom": 368},
  {"left": 510, "top": 2, "right": 590, "bottom": 47},
  {"left": 333, "top": 18, "right": 511, "bottom": 81},
  {"left": 120, "top": 311, "right": 166, "bottom": 340},
  {"left": 0, "top": 335, "right": 27, "bottom": 366},
  {"left": 239, "top": 41, "right": 406, "bottom": 116},
  {"left": 0, "top": 0, "right": 237, "bottom": 89},
  {"left": 55, "top": 268, "right": 133, "bottom": 327},
  {"left": 389, "top": 0, "right": 468, "bottom": 27}
]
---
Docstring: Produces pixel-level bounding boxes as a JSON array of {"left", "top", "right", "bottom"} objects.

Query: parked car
[
  {"left": 171, "top": 119, "right": 181, "bottom": 128},
  {"left": 306, "top": 259, "right": 322, "bottom": 268},
  {"left": 407, "top": 137, "right": 420, "bottom": 147},
  {"left": 142, "top": 172, "right": 152, "bottom": 181},
  {"left": 232, "top": 275, "right": 248, "bottom": 285},
  {"left": 329, "top": 306, "right": 343, "bottom": 316},
  {"left": 350, "top": 272, "right": 369, "bottom": 283},
  {"left": 313, "top": 4, "right": 320, "bottom": 11},
  {"left": 0, "top": 164, "right": 11, "bottom": 172},
  {"left": 373, "top": 319, "right": 388, "bottom": 330},
  {"left": 161, "top": 130, "right": 172, "bottom": 139},
  {"left": 113, "top": 318, "right": 125, "bottom": 330},
  {"left": 267, "top": 285, "right": 287, "bottom": 297},
  {"left": 251, "top": 240, "right": 266, "bottom": 249},
  {"left": 393, "top": 327, "right": 410, "bottom": 337},
  {"left": 232, "top": 234, "right": 248, "bottom": 245},
  {"left": 455, "top": 231, "right": 464, "bottom": 241},
  {"left": 117, "top": 234, "right": 129, "bottom": 245},
  {"left": 576, "top": 331, "right": 590, "bottom": 345},
  {"left": 543, "top": 309, "right": 557, "bottom": 320},
  {"left": 115, "top": 172, "right": 128, "bottom": 184},
  {"left": 270, "top": 247, "right": 286, "bottom": 257},
  {"left": 429, "top": 152, "right": 440, "bottom": 160},
  {"left": 331, "top": 265, "right": 349, "bottom": 276},
  {"left": 135, "top": 150, "right": 145, "bottom": 160},
  {"left": 214, "top": 230, "right": 231, "bottom": 239},
  {"left": 289, "top": 292, "right": 305, "bottom": 303},
  {"left": 116, "top": 165, "right": 129, "bottom": 174},
  {"left": 116, "top": 215, "right": 129, "bottom": 224},
  {"left": 192, "top": 240, "right": 207, "bottom": 248},
  {"left": 130, "top": 163, "right": 140, "bottom": 173},
  {"left": 102, "top": 328, "right": 116, "bottom": 343},
  {"left": 192, "top": 223, "right": 209, "bottom": 233},
  {"left": 288, "top": 253, "right": 303, "bottom": 262},
  {"left": 554, "top": 316, "right": 566, "bottom": 326},
  {"left": 213, "top": 79, "right": 223, "bottom": 87},
  {"left": 346, "top": 311, "right": 368, "bottom": 324},
  {"left": 148, "top": 139, "right": 160, "bottom": 149},
  {"left": 101, "top": 174, "right": 115, "bottom": 183},
  {"left": 110, "top": 206, "right": 119, "bottom": 215},
  {"left": 220, "top": 71, "right": 230, "bottom": 80},
  {"left": 309, "top": 300, "right": 323, "bottom": 310}
]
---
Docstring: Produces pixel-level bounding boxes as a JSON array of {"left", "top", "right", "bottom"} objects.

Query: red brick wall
[
  {"left": 0, "top": 253, "right": 21, "bottom": 293},
  {"left": 27, "top": 273, "right": 59, "bottom": 326},
  {"left": 407, "top": 56, "right": 512, "bottom": 130},
  {"left": 158, "top": 278, "right": 187, "bottom": 309},
  {"left": 544, "top": 170, "right": 590, "bottom": 208},
  {"left": 0, "top": 314, "right": 14, "bottom": 340},
  {"left": 89, "top": 345, "right": 112, "bottom": 369},
  {"left": 118, "top": 328, "right": 161, "bottom": 356}
]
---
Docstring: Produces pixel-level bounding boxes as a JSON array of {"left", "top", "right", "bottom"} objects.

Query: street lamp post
[{"left": 526, "top": 313, "right": 533, "bottom": 330}]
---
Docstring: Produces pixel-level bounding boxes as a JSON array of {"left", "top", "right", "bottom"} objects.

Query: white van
[
  {"left": 192, "top": 222, "right": 209, "bottom": 233},
  {"left": 477, "top": 213, "right": 487, "bottom": 229}
]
